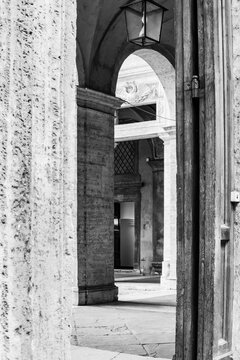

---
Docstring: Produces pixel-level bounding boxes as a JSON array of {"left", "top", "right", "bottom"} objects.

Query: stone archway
[{"left": 114, "top": 50, "right": 177, "bottom": 288}]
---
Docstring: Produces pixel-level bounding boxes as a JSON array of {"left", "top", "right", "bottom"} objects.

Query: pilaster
[
  {"left": 77, "top": 88, "right": 122, "bottom": 304},
  {"left": 147, "top": 158, "right": 164, "bottom": 274},
  {"left": 0, "top": 1, "right": 77, "bottom": 359},
  {"left": 161, "top": 132, "right": 177, "bottom": 289}
]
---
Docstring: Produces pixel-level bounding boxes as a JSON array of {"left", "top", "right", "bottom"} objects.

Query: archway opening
[{"left": 113, "top": 50, "right": 177, "bottom": 359}]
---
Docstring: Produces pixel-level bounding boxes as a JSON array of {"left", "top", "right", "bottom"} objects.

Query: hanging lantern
[{"left": 122, "top": 0, "right": 167, "bottom": 47}]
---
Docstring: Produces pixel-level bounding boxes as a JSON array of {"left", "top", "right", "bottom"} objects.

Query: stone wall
[
  {"left": 0, "top": 1, "right": 77, "bottom": 359},
  {"left": 77, "top": 106, "right": 114, "bottom": 289}
]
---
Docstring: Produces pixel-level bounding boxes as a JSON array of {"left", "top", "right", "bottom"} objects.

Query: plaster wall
[{"left": 139, "top": 140, "right": 153, "bottom": 274}]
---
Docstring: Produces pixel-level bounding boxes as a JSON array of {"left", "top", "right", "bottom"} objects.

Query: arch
[
  {"left": 87, "top": 5, "right": 175, "bottom": 94},
  {"left": 113, "top": 49, "right": 175, "bottom": 119},
  {"left": 135, "top": 49, "right": 175, "bottom": 119},
  {"left": 111, "top": 44, "right": 175, "bottom": 96}
]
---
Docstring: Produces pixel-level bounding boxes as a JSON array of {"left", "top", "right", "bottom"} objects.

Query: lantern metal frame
[{"left": 122, "top": 0, "right": 167, "bottom": 47}]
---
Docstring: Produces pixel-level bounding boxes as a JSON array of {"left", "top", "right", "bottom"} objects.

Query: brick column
[
  {"left": 147, "top": 158, "right": 164, "bottom": 273},
  {"left": 0, "top": 1, "right": 77, "bottom": 359},
  {"left": 77, "top": 88, "right": 122, "bottom": 305}
]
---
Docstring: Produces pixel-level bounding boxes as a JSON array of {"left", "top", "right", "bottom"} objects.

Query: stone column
[
  {"left": 147, "top": 158, "right": 164, "bottom": 273},
  {"left": 77, "top": 88, "right": 122, "bottom": 305},
  {"left": 0, "top": 1, "right": 77, "bottom": 360},
  {"left": 161, "top": 131, "right": 177, "bottom": 289}
]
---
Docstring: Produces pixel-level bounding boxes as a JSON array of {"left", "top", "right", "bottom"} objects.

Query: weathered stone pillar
[
  {"left": 161, "top": 131, "right": 177, "bottom": 289},
  {"left": 0, "top": 1, "right": 77, "bottom": 359},
  {"left": 147, "top": 158, "right": 164, "bottom": 273},
  {"left": 77, "top": 88, "right": 122, "bottom": 305}
]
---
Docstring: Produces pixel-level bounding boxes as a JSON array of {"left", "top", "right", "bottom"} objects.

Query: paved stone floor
[
  {"left": 72, "top": 273, "right": 176, "bottom": 359},
  {"left": 71, "top": 346, "right": 170, "bottom": 360}
]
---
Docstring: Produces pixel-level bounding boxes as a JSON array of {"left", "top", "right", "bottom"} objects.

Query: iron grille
[{"left": 114, "top": 141, "right": 137, "bottom": 175}]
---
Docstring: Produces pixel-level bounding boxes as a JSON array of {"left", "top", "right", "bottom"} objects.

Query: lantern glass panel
[
  {"left": 146, "top": 2, "right": 164, "bottom": 41},
  {"left": 125, "top": 7, "right": 143, "bottom": 41}
]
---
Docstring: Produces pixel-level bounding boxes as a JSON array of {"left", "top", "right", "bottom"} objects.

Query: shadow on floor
[{"left": 102, "top": 295, "right": 176, "bottom": 308}]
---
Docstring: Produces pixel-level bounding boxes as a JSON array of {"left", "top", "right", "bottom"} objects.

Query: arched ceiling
[{"left": 77, "top": 0, "right": 175, "bottom": 94}]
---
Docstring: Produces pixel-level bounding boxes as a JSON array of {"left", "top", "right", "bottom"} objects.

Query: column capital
[
  {"left": 162, "top": 125, "right": 176, "bottom": 140},
  {"left": 77, "top": 87, "right": 123, "bottom": 115}
]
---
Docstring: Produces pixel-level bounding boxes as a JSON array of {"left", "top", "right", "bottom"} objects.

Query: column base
[
  {"left": 78, "top": 284, "right": 118, "bottom": 305},
  {"left": 161, "top": 260, "right": 176, "bottom": 290},
  {"left": 151, "top": 261, "right": 162, "bottom": 275},
  {"left": 160, "top": 277, "right": 177, "bottom": 290}
]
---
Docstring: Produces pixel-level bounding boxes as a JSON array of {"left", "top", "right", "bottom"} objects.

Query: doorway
[
  {"left": 112, "top": 50, "right": 177, "bottom": 359},
  {"left": 114, "top": 50, "right": 176, "bottom": 285},
  {"left": 114, "top": 201, "right": 135, "bottom": 269}
]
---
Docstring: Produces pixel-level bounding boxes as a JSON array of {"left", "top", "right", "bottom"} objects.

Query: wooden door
[{"left": 175, "top": 0, "right": 233, "bottom": 359}]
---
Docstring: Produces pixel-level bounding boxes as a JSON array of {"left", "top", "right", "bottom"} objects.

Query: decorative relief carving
[{"left": 116, "top": 80, "right": 160, "bottom": 104}]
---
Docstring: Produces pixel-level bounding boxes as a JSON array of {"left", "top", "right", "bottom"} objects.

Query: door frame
[{"left": 175, "top": 1, "right": 233, "bottom": 359}]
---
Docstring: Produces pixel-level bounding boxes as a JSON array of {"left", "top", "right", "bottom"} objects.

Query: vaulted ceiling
[{"left": 77, "top": 0, "right": 175, "bottom": 94}]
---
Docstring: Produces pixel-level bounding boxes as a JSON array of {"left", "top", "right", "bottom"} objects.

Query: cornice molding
[{"left": 77, "top": 87, "right": 123, "bottom": 115}]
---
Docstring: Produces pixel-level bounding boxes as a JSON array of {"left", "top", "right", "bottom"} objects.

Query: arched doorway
[{"left": 114, "top": 51, "right": 176, "bottom": 289}]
